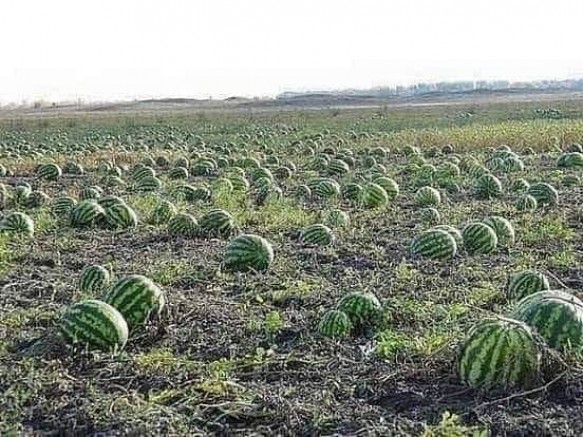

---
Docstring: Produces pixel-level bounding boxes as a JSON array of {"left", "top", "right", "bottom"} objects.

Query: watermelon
[
  {"left": 223, "top": 234, "right": 274, "bottom": 272},
  {"left": 336, "top": 292, "right": 382, "bottom": 328},
  {"left": 37, "top": 163, "right": 62, "bottom": 181},
  {"left": 70, "top": 200, "right": 106, "bottom": 228},
  {"left": 199, "top": 209, "right": 235, "bottom": 237},
  {"left": 507, "top": 270, "right": 550, "bottom": 301},
  {"left": 360, "top": 182, "right": 389, "bottom": 208},
  {"left": 168, "top": 166, "right": 189, "bottom": 180},
  {"left": 462, "top": 222, "right": 498, "bottom": 254},
  {"left": 103, "top": 275, "right": 165, "bottom": 329},
  {"left": 511, "top": 290, "right": 583, "bottom": 352},
  {"left": 318, "top": 310, "right": 352, "bottom": 338},
  {"left": 301, "top": 224, "right": 335, "bottom": 246},
  {"left": 314, "top": 179, "right": 341, "bottom": 199},
  {"left": 79, "top": 265, "right": 111, "bottom": 293},
  {"left": 414, "top": 186, "right": 441, "bottom": 207},
  {"left": 59, "top": 299, "right": 128, "bottom": 352},
  {"left": 457, "top": 318, "right": 543, "bottom": 392},
  {"left": 105, "top": 203, "right": 138, "bottom": 229},
  {"left": 0, "top": 212, "right": 34, "bottom": 237},
  {"left": 515, "top": 194, "right": 538, "bottom": 212},
  {"left": 419, "top": 207, "right": 440, "bottom": 225},
  {"left": 149, "top": 200, "right": 177, "bottom": 225},
  {"left": 168, "top": 213, "right": 198, "bottom": 237},
  {"left": 411, "top": 229, "right": 457, "bottom": 260},
  {"left": 527, "top": 183, "right": 558, "bottom": 207},
  {"left": 474, "top": 174, "right": 502, "bottom": 199},
  {"left": 325, "top": 209, "right": 350, "bottom": 228},
  {"left": 482, "top": 216, "right": 515, "bottom": 247},
  {"left": 373, "top": 176, "right": 399, "bottom": 200}
]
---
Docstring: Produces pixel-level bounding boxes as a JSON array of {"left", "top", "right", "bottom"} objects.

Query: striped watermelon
[
  {"left": 360, "top": 183, "right": 389, "bottom": 208},
  {"left": 457, "top": 318, "right": 543, "bottom": 392},
  {"left": 510, "top": 179, "right": 530, "bottom": 193},
  {"left": 79, "top": 265, "right": 111, "bottom": 293},
  {"left": 168, "top": 213, "right": 198, "bottom": 237},
  {"left": 511, "top": 290, "right": 583, "bottom": 352},
  {"left": 328, "top": 159, "right": 350, "bottom": 176},
  {"left": 527, "top": 183, "right": 558, "bottom": 207},
  {"left": 515, "top": 194, "right": 538, "bottom": 212},
  {"left": 432, "top": 225, "right": 463, "bottom": 247},
  {"left": 506, "top": 270, "right": 550, "bottom": 300},
  {"left": 135, "top": 176, "right": 162, "bottom": 192},
  {"left": 59, "top": 299, "right": 128, "bottom": 352},
  {"left": 462, "top": 222, "right": 498, "bottom": 254},
  {"left": 293, "top": 184, "right": 312, "bottom": 199},
  {"left": 0, "top": 212, "right": 34, "bottom": 237},
  {"left": 414, "top": 186, "right": 441, "bottom": 207},
  {"left": 132, "top": 165, "right": 156, "bottom": 182},
  {"left": 149, "top": 200, "right": 177, "bottom": 225},
  {"left": 105, "top": 203, "right": 138, "bottom": 229},
  {"left": 79, "top": 187, "right": 101, "bottom": 201},
  {"left": 98, "top": 195, "right": 126, "bottom": 209},
  {"left": 228, "top": 175, "right": 250, "bottom": 192},
  {"left": 411, "top": 229, "right": 457, "bottom": 260},
  {"left": 482, "top": 216, "right": 515, "bottom": 247},
  {"left": 37, "top": 163, "right": 62, "bottom": 181},
  {"left": 373, "top": 177, "right": 399, "bottom": 201},
  {"left": 318, "top": 310, "right": 352, "bottom": 338},
  {"left": 474, "top": 174, "right": 502, "bottom": 199},
  {"left": 168, "top": 166, "right": 189, "bottom": 180},
  {"left": 336, "top": 292, "right": 382, "bottom": 328},
  {"left": 224, "top": 234, "right": 274, "bottom": 272},
  {"left": 301, "top": 224, "right": 335, "bottom": 246},
  {"left": 199, "top": 209, "right": 235, "bottom": 237},
  {"left": 419, "top": 207, "right": 441, "bottom": 225},
  {"left": 25, "top": 190, "right": 50, "bottom": 208},
  {"left": 14, "top": 185, "right": 32, "bottom": 204},
  {"left": 325, "top": 209, "right": 350, "bottom": 228},
  {"left": 341, "top": 183, "right": 363, "bottom": 202},
  {"left": 314, "top": 179, "right": 341, "bottom": 199},
  {"left": 103, "top": 275, "right": 165, "bottom": 329},
  {"left": 70, "top": 200, "right": 106, "bottom": 228}
]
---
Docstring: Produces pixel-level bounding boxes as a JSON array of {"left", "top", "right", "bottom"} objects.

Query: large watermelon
[
  {"left": 462, "top": 222, "right": 498, "bottom": 254},
  {"left": 59, "top": 299, "right": 128, "bottom": 352},
  {"left": 411, "top": 229, "right": 457, "bottom": 260},
  {"left": 223, "top": 234, "right": 274, "bottom": 272},
  {"left": 103, "top": 275, "right": 165, "bottom": 329},
  {"left": 506, "top": 270, "right": 550, "bottom": 301},
  {"left": 457, "top": 318, "right": 543, "bottom": 392},
  {"left": 511, "top": 290, "right": 583, "bottom": 352}
]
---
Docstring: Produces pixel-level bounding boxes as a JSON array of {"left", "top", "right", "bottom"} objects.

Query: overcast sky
[{"left": 1, "top": 0, "right": 583, "bottom": 102}]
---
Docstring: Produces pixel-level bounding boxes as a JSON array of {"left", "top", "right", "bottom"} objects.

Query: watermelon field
[{"left": 1, "top": 101, "right": 583, "bottom": 435}]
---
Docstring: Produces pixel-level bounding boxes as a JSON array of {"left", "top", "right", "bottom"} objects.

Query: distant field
[{"left": 0, "top": 97, "right": 582, "bottom": 435}]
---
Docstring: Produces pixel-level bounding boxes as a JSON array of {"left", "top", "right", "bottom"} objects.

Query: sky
[{"left": 1, "top": 0, "right": 583, "bottom": 103}]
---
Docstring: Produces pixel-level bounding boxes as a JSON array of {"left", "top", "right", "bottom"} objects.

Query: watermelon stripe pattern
[
  {"left": 506, "top": 270, "right": 550, "bottom": 300},
  {"left": 103, "top": 275, "right": 165, "bottom": 329},
  {"left": 474, "top": 174, "right": 502, "bottom": 199},
  {"left": 168, "top": 213, "right": 198, "bottom": 237},
  {"left": 224, "top": 234, "right": 274, "bottom": 272},
  {"left": 59, "top": 300, "right": 128, "bottom": 351},
  {"left": 336, "top": 292, "right": 381, "bottom": 329},
  {"left": 79, "top": 265, "right": 111, "bottom": 293},
  {"left": 527, "top": 183, "right": 558, "bottom": 207},
  {"left": 360, "top": 183, "right": 389, "bottom": 208},
  {"left": 411, "top": 229, "right": 457, "bottom": 260},
  {"left": 482, "top": 216, "right": 515, "bottom": 247},
  {"left": 462, "top": 222, "right": 498, "bottom": 254},
  {"left": 199, "top": 209, "right": 235, "bottom": 237},
  {"left": 414, "top": 186, "right": 441, "bottom": 207},
  {"left": 457, "top": 318, "right": 542, "bottom": 392},
  {"left": 37, "top": 163, "right": 62, "bottom": 181},
  {"left": 301, "top": 224, "right": 335, "bottom": 246},
  {"left": 105, "top": 203, "right": 138, "bottom": 229},
  {"left": 0, "top": 212, "right": 35, "bottom": 237},
  {"left": 318, "top": 310, "right": 352, "bottom": 338},
  {"left": 511, "top": 290, "right": 583, "bottom": 352},
  {"left": 70, "top": 200, "right": 106, "bottom": 228}
]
